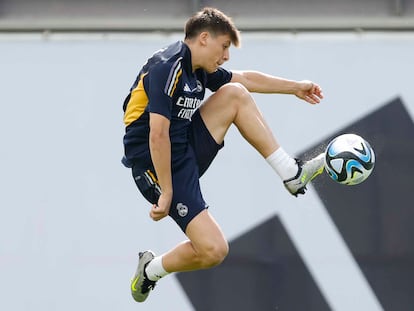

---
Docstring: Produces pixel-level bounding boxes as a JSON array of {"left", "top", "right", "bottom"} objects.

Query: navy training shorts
[{"left": 132, "top": 110, "right": 224, "bottom": 232}]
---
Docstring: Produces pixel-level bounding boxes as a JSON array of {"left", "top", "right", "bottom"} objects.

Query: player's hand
[
  {"left": 149, "top": 192, "right": 172, "bottom": 221},
  {"left": 295, "top": 80, "right": 324, "bottom": 104}
]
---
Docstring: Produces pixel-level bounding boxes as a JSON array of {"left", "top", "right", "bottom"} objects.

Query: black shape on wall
[
  {"left": 176, "top": 216, "right": 331, "bottom": 311},
  {"left": 304, "top": 97, "right": 414, "bottom": 311}
]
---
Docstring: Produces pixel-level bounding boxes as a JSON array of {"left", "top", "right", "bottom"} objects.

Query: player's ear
[{"left": 199, "top": 31, "right": 210, "bottom": 46}]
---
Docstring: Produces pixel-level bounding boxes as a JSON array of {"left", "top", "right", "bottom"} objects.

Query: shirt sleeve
[
  {"left": 145, "top": 60, "right": 182, "bottom": 119},
  {"left": 206, "top": 67, "right": 233, "bottom": 92}
]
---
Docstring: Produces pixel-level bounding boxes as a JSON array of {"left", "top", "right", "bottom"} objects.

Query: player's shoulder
[{"left": 146, "top": 41, "right": 187, "bottom": 72}]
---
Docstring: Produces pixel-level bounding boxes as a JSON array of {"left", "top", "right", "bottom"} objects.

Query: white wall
[{"left": 1, "top": 31, "right": 413, "bottom": 311}]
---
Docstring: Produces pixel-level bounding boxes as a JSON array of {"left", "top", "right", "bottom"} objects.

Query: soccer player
[{"left": 122, "top": 7, "right": 325, "bottom": 302}]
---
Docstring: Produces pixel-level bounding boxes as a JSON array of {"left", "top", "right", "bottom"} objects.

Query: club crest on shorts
[{"left": 176, "top": 203, "right": 188, "bottom": 217}]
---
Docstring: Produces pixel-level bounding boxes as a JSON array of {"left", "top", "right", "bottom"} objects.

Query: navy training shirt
[{"left": 122, "top": 41, "right": 232, "bottom": 168}]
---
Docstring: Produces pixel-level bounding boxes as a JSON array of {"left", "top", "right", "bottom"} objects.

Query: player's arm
[
  {"left": 230, "top": 70, "right": 323, "bottom": 105},
  {"left": 149, "top": 112, "right": 172, "bottom": 221},
  {"left": 145, "top": 62, "right": 178, "bottom": 221}
]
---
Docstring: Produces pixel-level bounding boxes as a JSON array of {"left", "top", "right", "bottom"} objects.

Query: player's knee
[
  {"left": 219, "top": 82, "right": 253, "bottom": 110},
  {"left": 219, "top": 82, "right": 249, "bottom": 100},
  {"left": 200, "top": 242, "right": 229, "bottom": 268}
]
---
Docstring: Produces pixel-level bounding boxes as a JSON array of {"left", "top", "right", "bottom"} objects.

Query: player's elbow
[
  {"left": 149, "top": 112, "right": 170, "bottom": 141},
  {"left": 149, "top": 128, "right": 169, "bottom": 143}
]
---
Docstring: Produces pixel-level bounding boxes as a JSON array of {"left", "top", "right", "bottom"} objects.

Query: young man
[{"left": 122, "top": 7, "right": 325, "bottom": 302}]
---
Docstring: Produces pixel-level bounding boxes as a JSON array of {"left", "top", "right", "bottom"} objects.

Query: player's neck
[{"left": 184, "top": 39, "right": 202, "bottom": 72}]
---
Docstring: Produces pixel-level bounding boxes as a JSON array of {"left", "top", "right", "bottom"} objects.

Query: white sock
[
  {"left": 266, "top": 147, "right": 299, "bottom": 180},
  {"left": 145, "top": 256, "right": 169, "bottom": 281}
]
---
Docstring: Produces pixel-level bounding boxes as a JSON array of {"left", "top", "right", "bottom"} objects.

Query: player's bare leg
[
  {"left": 131, "top": 210, "right": 228, "bottom": 302},
  {"left": 162, "top": 209, "right": 228, "bottom": 272},
  {"left": 199, "top": 82, "right": 324, "bottom": 196},
  {"left": 200, "top": 82, "right": 279, "bottom": 158}
]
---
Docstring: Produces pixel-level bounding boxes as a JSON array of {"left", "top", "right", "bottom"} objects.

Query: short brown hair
[{"left": 185, "top": 7, "right": 241, "bottom": 47}]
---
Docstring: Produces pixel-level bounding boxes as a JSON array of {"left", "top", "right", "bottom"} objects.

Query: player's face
[{"left": 203, "top": 33, "right": 231, "bottom": 73}]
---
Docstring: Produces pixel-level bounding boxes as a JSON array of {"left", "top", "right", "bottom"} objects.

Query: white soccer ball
[{"left": 324, "top": 133, "right": 375, "bottom": 185}]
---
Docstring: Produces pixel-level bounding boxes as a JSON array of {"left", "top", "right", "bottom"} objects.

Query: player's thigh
[
  {"left": 199, "top": 82, "right": 248, "bottom": 144},
  {"left": 185, "top": 209, "right": 228, "bottom": 257}
]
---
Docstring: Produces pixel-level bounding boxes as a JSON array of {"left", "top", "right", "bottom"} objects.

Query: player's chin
[{"left": 206, "top": 65, "right": 219, "bottom": 73}]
